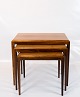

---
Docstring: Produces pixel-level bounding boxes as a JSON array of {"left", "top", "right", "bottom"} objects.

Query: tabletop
[{"left": 12, "top": 33, "right": 69, "bottom": 43}]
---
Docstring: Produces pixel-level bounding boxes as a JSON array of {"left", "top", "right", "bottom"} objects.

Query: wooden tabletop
[
  {"left": 15, "top": 45, "right": 67, "bottom": 50},
  {"left": 18, "top": 52, "right": 64, "bottom": 60},
  {"left": 12, "top": 33, "right": 69, "bottom": 43}
]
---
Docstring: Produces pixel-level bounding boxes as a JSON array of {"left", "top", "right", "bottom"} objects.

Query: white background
[
  {"left": 0, "top": 0, "right": 80, "bottom": 61},
  {"left": 0, "top": 1, "right": 80, "bottom": 97}
]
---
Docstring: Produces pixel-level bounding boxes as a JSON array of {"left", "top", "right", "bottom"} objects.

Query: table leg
[
  {"left": 64, "top": 50, "right": 68, "bottom": 90},
  {"left": 67, "top": 42, "right": 70, "bottom": 86},
  {"left": 21, "top": 60, "right": 23, "bottom": 74},
  {"left": 58, "top": 60, "right": 60, "bottom": 78},
  {"left": 11, "top": 42, "right": 15, "bottom": 85},
  {"left": 15, "top": 51, "right": 18, "bottom": 90}
]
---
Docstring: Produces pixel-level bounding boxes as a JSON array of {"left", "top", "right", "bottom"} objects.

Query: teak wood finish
[
  {"left": 17, "top": 52, "right": 65, "bottom": 96},
  {"left": 15, "top": 45, "right": 67, "bottom": 50},
  {"left": 11, "top": 33, "right": 70, "bottom": 93},
  {"left": 14, "top": 44, "right": 68, "bottom": 87}
]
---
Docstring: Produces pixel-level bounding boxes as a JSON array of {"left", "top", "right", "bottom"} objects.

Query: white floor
[{"left": 0, "top": 44, "right": 80, "bottom": 97}]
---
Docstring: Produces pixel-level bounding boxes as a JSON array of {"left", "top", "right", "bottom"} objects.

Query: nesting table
[{"left": 11, "top": 33, "right": 70, "bottom": 92}]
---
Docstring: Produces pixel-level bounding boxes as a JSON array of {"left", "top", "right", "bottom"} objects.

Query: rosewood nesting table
[{"left": 11, "top": 33, "right": 70, "bottom": 87}]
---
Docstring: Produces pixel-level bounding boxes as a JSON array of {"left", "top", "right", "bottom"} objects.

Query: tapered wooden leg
[
  {"left": 18, "top": 59, "right": 21, "bottom": 95},
  {"left": 23, "top": 60, "right": 25, "bottom": 78},
  {"left": 63, "top": 51, "right": 67, "bottom": 91},
  {"left": 61, "top": 58, "right": 64, "bottom": 96},
  {"left": 64, "top": 56, "right": 67, "bottom": 91},
  {"left": 15, "top": 52, "right": 18, "bottom": 90},
  {"left": 66, "top": 50, "right": 68, "bottom": 86},
  {"left": 67, "top": 42, "right": 70, "bottom": 86},
  {"left": 21, "top": 60, "right": 23, "bottom": 74},
  {"left": 58, "top": 60, "right": 60, "bottom": 78},
  {"left": 11, "top": 42, "right": 15, "bottom": 85}
]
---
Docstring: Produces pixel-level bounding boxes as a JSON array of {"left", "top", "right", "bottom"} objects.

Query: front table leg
[
  {"left": 67, "top": 41, "right": 70, "bottom": 86},
  {"left": 11, "top": 42, "right": 15, "bottom": 85}
]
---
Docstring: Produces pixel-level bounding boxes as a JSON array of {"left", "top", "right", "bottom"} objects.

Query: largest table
[{"left": 11, "top": 33, "right": 70, "bottom": 85}]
